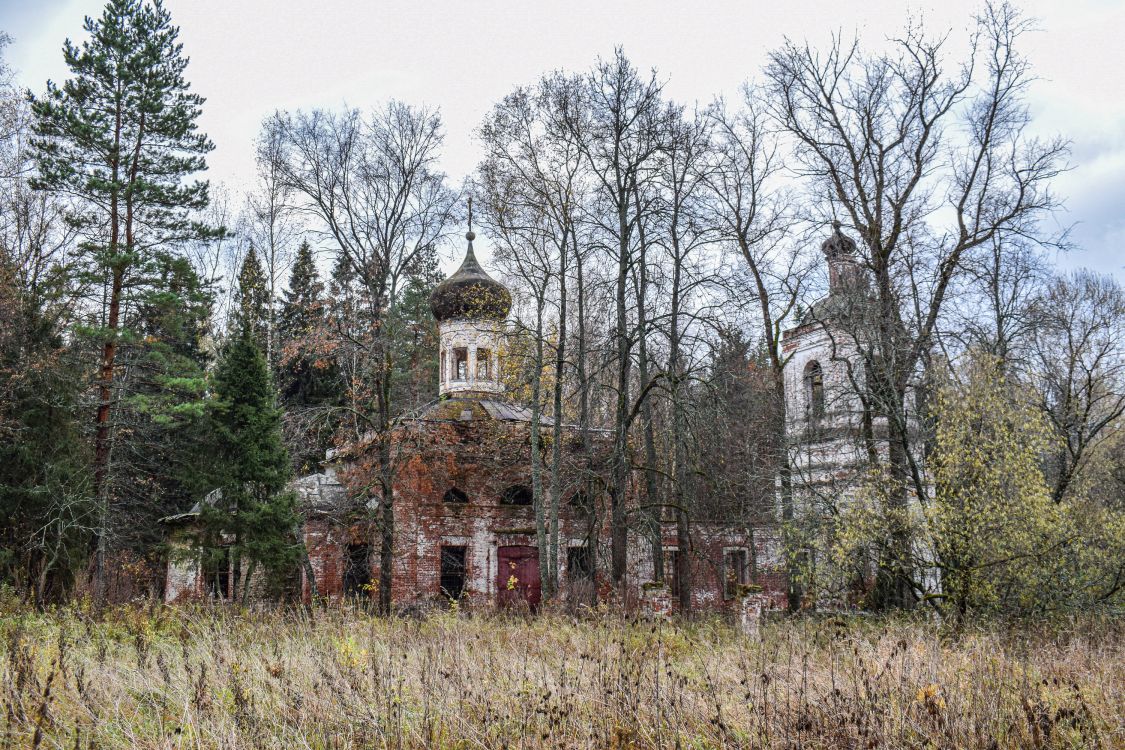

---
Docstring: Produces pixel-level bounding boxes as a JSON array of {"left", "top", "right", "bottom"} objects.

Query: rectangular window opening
[
  {"left": 343, "top": 544, "right": 371, "bottom": 598},
  {"left": 440, "top": 545, "right": 467, "bottom": 600},
  {"left": 476, "top": 348, "right": 491, "bottom": 380},
  {"left": 567, "top": 545, "right": 593, "bottom": 581},
  {"left": 204, "top": 546, "right": 231, "bottom": 600},
  {"left": 723, "top": 549, "right": 750, "bottom": 599},
  {"left": 664, "top": 548, "right": 680, "bottom": 598}
]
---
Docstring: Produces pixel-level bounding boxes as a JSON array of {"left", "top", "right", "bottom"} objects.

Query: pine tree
[{"left": 30, "top": 0, "right": 220, "bottom": 600}]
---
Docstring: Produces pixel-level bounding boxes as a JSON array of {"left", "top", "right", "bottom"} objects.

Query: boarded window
[
  {"left": 203, "top": 546, "right": 231, "bottom": 600},
  {"left": 804, "top": 360, "right": 825, "bottom": 421},
  {"left": 454, "top": 347, "right": 468, "bottom": 380},
  {"left": 476, "top": 348, "right": 491, "bottom": 379},
  {"left": 500, "top": 484, "right": 533, "bottom": 506},
  {"left": 443, "top": 487, "right": 468, "bottom": 504},
  {"left": 567, "top": 546, "right": 593, "bottom": 580},
  {"left": 343, "top": 544, "right": 371, "bottom": 598},
  {"left": 664, "top": 548, "right": 680, "bottom": 598},
  {"left": 440, "top": 546, "right": 467, "bottom": 600},
  {"left": 723, "top": 549, "right": 750, "bottom": 599}
]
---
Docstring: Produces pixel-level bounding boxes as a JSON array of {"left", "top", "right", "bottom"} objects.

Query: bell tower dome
[{"left": 428, "top": 204, "right": 511, "bottom": 398}]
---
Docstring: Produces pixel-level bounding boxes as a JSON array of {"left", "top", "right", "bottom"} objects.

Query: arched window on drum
[{"left": 804, "top": 360, "right": 825, "bottom": 423}]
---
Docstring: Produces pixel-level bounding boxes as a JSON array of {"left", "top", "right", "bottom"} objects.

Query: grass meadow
[{"left": 1, "top": 600, "right": 1121, "bottom": 749}]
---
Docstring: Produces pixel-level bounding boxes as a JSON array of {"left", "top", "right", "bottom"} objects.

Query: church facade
[{"left": 164, "top": 229, "right": 792, "bottom": 613}]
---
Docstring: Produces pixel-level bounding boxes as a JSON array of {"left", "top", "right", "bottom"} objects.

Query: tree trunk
[
  {"left": 610, "top": 198, "right": 632, "bottom": 585},
  {"left": 632, "top": 197, "right": 663, "bottom": 583},
  {"left": 548, "top": 230, "right": 568, "bottom": 592},
  {"left": 531, "top": 303, "right": 551, "bottom": 598}
]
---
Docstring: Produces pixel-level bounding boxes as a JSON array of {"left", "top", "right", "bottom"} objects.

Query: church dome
[
  {"left": 821, "top": 220, "right": 858, "bottom": 260},
  {"left": 429, "top": 231, "right": 512, "bottom": 322}
]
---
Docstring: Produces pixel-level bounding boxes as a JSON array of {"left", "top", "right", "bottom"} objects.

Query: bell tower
[{"left": 428, "top": 201, "right": 512, "bottom": 398}]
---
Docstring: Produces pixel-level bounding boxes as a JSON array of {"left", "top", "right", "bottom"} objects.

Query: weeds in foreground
[{"left": 0, "top": 602, "right": 1121, "bottom": 748}]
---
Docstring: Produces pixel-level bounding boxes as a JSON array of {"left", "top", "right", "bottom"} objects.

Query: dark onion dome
[
  {"left": 429, "top": 231, "right": 512, "bottom": 322},
  {"left": 821, "top": 220, "right": 858, "bottom": 260}
]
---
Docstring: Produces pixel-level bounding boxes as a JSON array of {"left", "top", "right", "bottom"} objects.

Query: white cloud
[{"left": 4, "top": 0, "right": 1122, "bottom": 277}]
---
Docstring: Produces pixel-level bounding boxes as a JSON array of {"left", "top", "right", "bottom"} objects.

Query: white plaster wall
[
  {"left": 438, "top": 319, "right": 505, "bottom": 396},
  {"left": 783, "top": 320, "right": 875, "bottom": 511},
  {"left": 783, "top": 321, "right": 867, "bottom": 438},
  {"left": 164, "top": 548, "right": 199, "bottom": 603}
]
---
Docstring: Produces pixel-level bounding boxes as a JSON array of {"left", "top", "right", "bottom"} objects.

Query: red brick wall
[{"left": 172, "top": 411, "right": 789, "bottom": 614}]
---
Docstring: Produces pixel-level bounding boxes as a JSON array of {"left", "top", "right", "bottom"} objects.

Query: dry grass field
[{"left": 1, "top": 599, "right": 1121, "bottom": 749}]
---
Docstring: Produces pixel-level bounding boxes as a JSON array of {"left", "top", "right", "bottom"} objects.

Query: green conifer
[
  {"left": 30, "top": 0, "right": 221, "bottom": 599},
  {"left": 235, "top": 245, "right": 270, "bottom": 351},
  {"left": 278, "top": 241, "right": 342, "bottom": 472},
  {"left": 202, "top": 329, "right": 299, "bottom": 599}
]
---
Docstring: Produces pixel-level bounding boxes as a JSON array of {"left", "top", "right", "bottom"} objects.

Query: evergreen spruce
[
  {"left": 200, "top": 252, "right": 300, "bottom": 600},
  {"left": 0, "top": 263, "right": 91, "bottom": 605},
  {"left": 115, "top": 257, "right": 214, "bottom": 561},
  {"left": 235, "top": 245, "right": 270, "bottom": 351},
  {"left": 278, "top": 241, "right": 328, "bottom": 403},
  {"left": 202, "top": 329, "right": 299, "bottom": 600},
  {"left": 278, "top": 241, "right": 341, "bottom": 473},
  {"left": 387, "top": 254, "right": 442, "bottom": 411}
]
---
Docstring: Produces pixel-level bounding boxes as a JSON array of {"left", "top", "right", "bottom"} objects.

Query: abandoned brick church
[{"left": 165, "top": 228, "right": 791, "bottom": 612}]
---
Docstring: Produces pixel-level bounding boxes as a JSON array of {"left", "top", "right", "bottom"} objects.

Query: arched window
[
  {"left": 439, "top": 349, "right": 446, "bottom": 383},
  {"left": 443, "top": 487, "right": 469, "bottom": 504},
  {"left": 804, "top": 360, "right": 825, "bottom": 421},
  {"left": 454, "top": 348, "right": 468, "bottom": 380},
  {"left": 500, "top": 484, "right": 534, "bottom": 506}
]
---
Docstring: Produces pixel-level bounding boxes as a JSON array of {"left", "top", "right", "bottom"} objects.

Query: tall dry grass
[{"left": 1, "top": 598, "right": 1121, "bottom": 749}]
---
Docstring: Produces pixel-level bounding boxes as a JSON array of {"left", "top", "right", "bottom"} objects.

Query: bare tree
[
  {"left": 641, "top": 103, "right": 722, "bottom": 610},
  {"left": 947, "top": 235, "right": 1048, "bottom": 373},
  {"left": 763, "top": 2, "right": 1068, "bottom": 607},
  {"left": 706, "top": 91, "right": 803, "bottom": 608},
  {"left": 479, "top": 72, "right": 591, "bottom": 597},
  {"left": 245, "top": 121, "right": 301, "bottom": 364},
  {"left": 1031, "top": 271, "right": 1125, "bottom": 504},
  {"left": 267, "top": 102, "right": 458, "bottom": 613},
  {"left": 574, "top": 49, "right": 665, "bottom": 585}
]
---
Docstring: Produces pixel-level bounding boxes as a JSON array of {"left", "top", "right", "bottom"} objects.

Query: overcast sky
[{"left": 3, "top": 0, "right": 1123, "bottom": 277}]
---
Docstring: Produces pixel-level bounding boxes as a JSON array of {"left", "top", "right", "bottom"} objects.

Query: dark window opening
[
  {"left": 804, "top": 360, "right": 825, "bottom": 422},
  {"left": 664, "top": 548, "right": 680, "bottom": 598},
  {"left": 567, "top": 546, "right": 593, "bottom": 580},
  {"left": 343, "top": 544, "right": 371, "bottom": 598},
  {"left": 204, "top": 546, "right": 231, "bottom": 600},
  {"left": 440, "top": 546, "right": 467, "bottom": 600},
  {"left": 443, "top": 486, "right": 469, "bottom": 504},
  {"left": 476, "top": 348, "right": 491, "bottom": 379},
  {"left": 454, "top": 347, "right": 468, "bottom": 380},
  {"left": 723, "top": 549, "right": 750, "bottom": 599},
  {"left": 440, "top": 349, "right": 446, "bottom": 383},
  {"left": 501, "top": 484, "right": 534, "bottom": 506},
  {"left": 570, "top": 490, "right": 593, "bottom": 516}
]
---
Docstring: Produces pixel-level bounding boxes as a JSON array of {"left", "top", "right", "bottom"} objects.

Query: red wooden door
[{"left": 496, "top": 545, "right": 541, "bottom": 610}]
